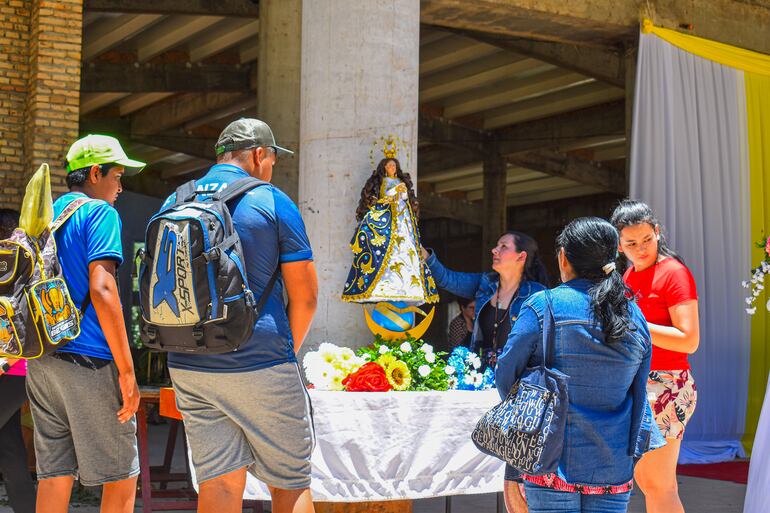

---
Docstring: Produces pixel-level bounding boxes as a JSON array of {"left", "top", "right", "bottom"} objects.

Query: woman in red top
[{"left": 611, "top": 200, "right": 699, "bottom": 513}]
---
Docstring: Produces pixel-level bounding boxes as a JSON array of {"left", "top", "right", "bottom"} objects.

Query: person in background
[
  {"left": 422, "top": 230, "right": 549, "bottom": 513},
  {"left": 447, "top": 297, "right": 475, "bottom": 348},
  {"left": 0, "top": 208, "right": 35, "bottom": 513},
  {"left": 611, "top": 200, "right": 699, "bottom": 513},
  {"left": 496, "top": 217, "right": 660, "bottom": 513}
]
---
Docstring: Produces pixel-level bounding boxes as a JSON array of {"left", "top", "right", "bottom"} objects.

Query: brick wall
[
  {"left": 0, "top": 0, "right": 82, "bottom": 209},
  {"left": 0, "top": 0, "right": 31, "bottom": 209}
]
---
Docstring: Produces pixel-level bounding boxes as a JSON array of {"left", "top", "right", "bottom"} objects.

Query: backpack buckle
[
  {"left": 244, "top": 289, "right": 256, "bottom": 309},
  {"left": 146, "top": 325, "right": 157, "bottom": 340},
  {"left": 192, "top": 326, "right": 204, "bottom": 340},
  {"left": 203, "top": 247, "right": 221, "bottom": 263}
]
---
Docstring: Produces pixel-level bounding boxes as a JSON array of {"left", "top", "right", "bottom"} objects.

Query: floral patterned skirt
[{"left": 647, "top": 369, "right": 697, "bottom": 439}]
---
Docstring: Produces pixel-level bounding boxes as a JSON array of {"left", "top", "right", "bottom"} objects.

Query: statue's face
[{"left": 385, "top": 160, "right": 397, "bottom": 177}]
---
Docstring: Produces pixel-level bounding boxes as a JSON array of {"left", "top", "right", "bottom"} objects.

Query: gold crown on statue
[{"left": 369, "top": 134, "right": 410, "bottom": 168}]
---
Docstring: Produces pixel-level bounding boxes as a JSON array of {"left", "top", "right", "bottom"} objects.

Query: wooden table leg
[{"left": 136, "top": 400, "right": 154, "bottom": 513}]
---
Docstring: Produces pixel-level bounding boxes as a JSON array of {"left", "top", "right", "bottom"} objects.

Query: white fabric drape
[
  {"left": 189, "top": 390, "right": 505, "bottom": 501},
  {"left": 744, "top": 372, "right": 770, "bottom": 512},
  {"left": 630, "top": 33, "right": 752, "bottom": 463}
]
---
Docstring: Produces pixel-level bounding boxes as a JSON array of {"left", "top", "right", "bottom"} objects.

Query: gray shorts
[
  {"left": 26, "top": 355, "right": 139, "bottom": 486},
  {"left": 170, "top": 361, "right": 314, "bottom": 489}
]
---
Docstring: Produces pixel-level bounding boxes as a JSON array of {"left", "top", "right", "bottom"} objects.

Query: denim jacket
[
  {"left": 425, "top": 251, "right": 546, "bottom": 353},
  {"left": 496, "top": 279, "right": 664, "bottom": 485}
]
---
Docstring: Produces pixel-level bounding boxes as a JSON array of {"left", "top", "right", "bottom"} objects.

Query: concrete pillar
[
  {"left": 0, "top": 0, "right": 82, "bottom": 210},
  {"left": 298, "top": 0, "right": 420, "bottom": 351},
  {"left": 482, "top": 143, "right": 507, "bottom": 261},
  {"left": 258, "top": 0, "right": 301, "bottom": 200}
]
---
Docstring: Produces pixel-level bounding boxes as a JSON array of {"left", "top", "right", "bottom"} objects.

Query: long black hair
[
  {"left": 557, "top": 217, "right": 634, "bottom": 344},
  {"left": 355, "top": 158, "right": 419, "bottom": 222},
  {"left": 609, "top": 199, "right": 684, "bottom": 271},
  {"left": 501, "top": 230, "right": 551, "bottom": 286}
]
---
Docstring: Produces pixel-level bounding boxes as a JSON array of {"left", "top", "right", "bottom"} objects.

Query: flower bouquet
[
  {"left": 356, "top": 335, "right": 450, "bottom": 391},
  {"left": 446, "top": 346, "right": 495, "bottom": 390},
  {"left": 743, "top": 236, "right": 770, "bottom": 315},
  {"left": 302, "top": 336, "right": 451, "bottom": 391}
]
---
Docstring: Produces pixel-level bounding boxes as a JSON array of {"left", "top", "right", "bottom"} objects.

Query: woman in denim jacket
[
  {"left": 496, "top": 218, "right": 663, "bottom": 513},
  {"left": 422, "top": 230, "right": 548, "bottom": 513}
]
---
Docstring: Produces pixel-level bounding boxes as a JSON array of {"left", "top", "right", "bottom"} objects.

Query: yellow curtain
[
  {"left": 744, "top": 73, "right": 770, "bottom": 452},
  {"left": 642, "top": 19, "right": 770, "bottom": 76}
]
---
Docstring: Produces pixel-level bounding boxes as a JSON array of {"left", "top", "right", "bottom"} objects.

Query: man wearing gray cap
[{"left": 158, "top": 119, "right": 318, "bottom": 513}]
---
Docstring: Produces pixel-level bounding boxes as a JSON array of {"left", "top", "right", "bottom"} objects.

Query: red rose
[
  {"left": 342, "top": 362, "right": 392, "bottom": 392},
  {"left": 765, "top": 237, "right": 770, "bottom": 256}
]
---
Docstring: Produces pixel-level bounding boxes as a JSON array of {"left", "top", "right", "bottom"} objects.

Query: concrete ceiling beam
[
  {"left": 118, "top": 93, "right": 176, "bottom": 116},
  {"left": 421, "top": 0, "right": 770, "bottom": 56},
  {"left": 188, "top": 19, "right": 260, "bottom": 62},
  {"left": 136, "top": 15, "right": 224, "bottom": 62},
  {"left": 80, "top": 92, "right": 130, "bottom": 115},
  {"left": 81, "top": 63, "right": 253, "bottom": 93},
  {"left": 418, "top": 112, "right": 490, "bottom": 153},
  {"left": 495, "top": 100, "right": 625, "bottom": 155},
  {"left": 420, "top": 35, "right": 500, "bottom": 75},
  {"left": 507, "top": 149, "right": 626, "bottom": 194},
  {"left": 419, "top": 53, "right": 541, "bottom": 103},
  {"left": 131, "top": 92, "right": 245, "bottom": 135},
  {"left": 84, "top": 0, "right": 259, "bottom": 16},
  {"left": 443, "top": 69, "right": 590, "bottom": 119},
  {"left": 506, "top": 184, "right": 602, "bottom": 207},
  {"left": 159, "top": 157, "right": 212, "bottom": 179},
  {"left": 418, "top": 192, "right": 483, "bottom": 226},
  {"left": 82, "top": 13, "right": 163, "bottom": 60},
  {"left": 482, "top": 81, "right": 624, "bottom": 129},
  {"left": 459, "top": 31, "right": 627, "bottom": 87}
]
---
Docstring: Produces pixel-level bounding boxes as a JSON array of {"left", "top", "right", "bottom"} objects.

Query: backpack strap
[
  {"left": 50, "top": 197, "right": 96, "bottom": 316},
  {"left": 254, "top": 267, "right": 280, "bottom": 316},
  {"left": 213, "top": 177, "right": 269, "bottom": 203},
  {"left": 174, "top": 180, "right": 198, "bottom": 206},
  {"left": 50, "top": 197, "right": 94, "bottom": 233}
]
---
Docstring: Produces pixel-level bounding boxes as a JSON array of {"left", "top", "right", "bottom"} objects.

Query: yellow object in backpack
[{"left": 19, "top": 163, "right": 53, "bottom": 239}]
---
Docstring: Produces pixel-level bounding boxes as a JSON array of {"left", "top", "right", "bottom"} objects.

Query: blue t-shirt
[
  {"left": 164, "top": 164, "right": 313, "bottom": 373},
  {"left": 53, "top": 192, "right": 124, "bottom": 360}
]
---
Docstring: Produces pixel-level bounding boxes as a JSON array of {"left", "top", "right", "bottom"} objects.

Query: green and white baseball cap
[
  {"left": 66, "top": 134, "right": 146, "bottom": 176},
  {"left": 214, "top": 118, "right": 294, "bottom": 157}
]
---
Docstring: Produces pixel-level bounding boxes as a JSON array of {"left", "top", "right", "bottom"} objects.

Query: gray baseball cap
[{"left": 214, "top": 118, "right": 294, "bottom": 157}]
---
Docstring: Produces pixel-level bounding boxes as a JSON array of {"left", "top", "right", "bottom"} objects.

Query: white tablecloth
[
  {"left": 744, "top": 372, "right": 770, "bottom": 513},
  {"left": 188, "top": 389, "right": 505, "bottom": 502}
]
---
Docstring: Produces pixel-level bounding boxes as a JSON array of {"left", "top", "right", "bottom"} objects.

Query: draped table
[{"left": 160, "top": 388, "right": 505, "bottom": 505}]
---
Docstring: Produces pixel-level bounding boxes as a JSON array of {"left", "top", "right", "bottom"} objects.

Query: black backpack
[
  {"left": 0, "top": 198, "right": 92, "bottom": 359},
  {"left": 138, "top": 178, "right": 278, "bottom": 353}
]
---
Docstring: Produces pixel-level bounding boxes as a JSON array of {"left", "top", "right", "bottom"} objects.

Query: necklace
[{"left": 491, "top": 287, "right": 518, "bottom": 351}]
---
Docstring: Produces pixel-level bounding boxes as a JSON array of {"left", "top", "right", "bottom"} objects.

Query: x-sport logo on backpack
[{"left": 148, "top": 221, "right": 199, "bottom": 325}]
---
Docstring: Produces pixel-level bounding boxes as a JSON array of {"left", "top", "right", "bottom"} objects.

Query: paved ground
[{"left": 0, "top": 420, "right": 747, "bottom": 512}]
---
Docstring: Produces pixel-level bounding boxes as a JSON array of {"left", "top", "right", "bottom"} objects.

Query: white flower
[
  {"left": 339, "top": 347, "right": 355, "bottom": 361},
  {"left": 473, "top": 373, "right": 484, "bottom": 387},
  {"left": 470, "top": 355, "right": 481, "bottom": 370},
  {"left": 463, "top": 374, "right": 474, "bottom": 385},
  {"left": 746, "top": 297, "right": 755, "bottom": 305},
  {"left": 419, "top": 343, "right": 434, "bottom": 354},
  {"left": 318, "top": 343, "right": 341, "bottom": 363},
  {"left": 445, "top": 365, "right": 456, "bottom": 375},
  {"left": 418, "top": 364, "right": 431, "bottom": 377},
  {"left": 758, "top": 283, "right": 765, "bottom": 290},
  {"left": 379, "top": 345, "right": 390, "bottom": 355},
  {"left": 747, "top": 307, "right": 757, "bottom": 315},
  {"left": 448, "top": 376, "right": 458, "bottom": 388},
  {"left": 425, "top": 352, "right": 436, "bottom": 363},
  {"left": 400, "top": 341, "right": 412, "bottom": 352},
  {"left": 742, "top": 280, "right": 750, "bottom": 288},
  {"left": 766, "top": 297, "right": 770, "bottom": 311},
  {"left": 361, "top": 353, "right": 371, "bottom": 360},
  {"left": 754, "top": 289, "right": 762, "bottom": 297}
]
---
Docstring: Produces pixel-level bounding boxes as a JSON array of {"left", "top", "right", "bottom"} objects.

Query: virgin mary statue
[{"left": 341, "top": 154, "right": 438, "bottom": 306}]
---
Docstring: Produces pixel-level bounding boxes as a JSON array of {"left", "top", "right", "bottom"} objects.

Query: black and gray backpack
[{"left": 138, "top": 177, "right": 278, "bottom": 353}]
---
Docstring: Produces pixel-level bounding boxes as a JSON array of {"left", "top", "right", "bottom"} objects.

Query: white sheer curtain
[{"left": 630, "top": 33, "right": 752, "bottom": 463}]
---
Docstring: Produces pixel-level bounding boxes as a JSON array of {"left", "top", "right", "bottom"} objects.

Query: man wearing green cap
[{"left": 26, "top": 134, "right": 145, "bottom": 513}]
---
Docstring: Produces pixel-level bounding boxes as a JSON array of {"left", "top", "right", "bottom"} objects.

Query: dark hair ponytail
[
  {"left": 503, "top": 230, "right": 551, "bottom": 287},
  {"left": 557, "top": 217, "right": 634, "bottom": 344},
  {"left": 609, "top": 199, "right": 684, "bottom": 271}
]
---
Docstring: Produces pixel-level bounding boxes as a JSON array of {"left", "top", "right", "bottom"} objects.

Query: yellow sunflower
[
  {"left": 386, "top": 360, "right": 412, "bottom": 391},
  {"left": 377, "top": 353, "right": 397, "bottom": 369}
]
